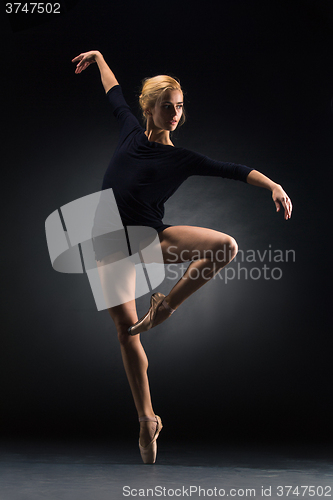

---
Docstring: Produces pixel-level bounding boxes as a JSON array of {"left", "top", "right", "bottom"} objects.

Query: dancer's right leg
[
  {"left": 108, "top": 302, "right": 158, "bottom": 447},
  {"left": 107, "top": 302, "right": 152, "bottom": 415},
  {"left": 96, "top": 254, "right": 158, "bottom": 448}
]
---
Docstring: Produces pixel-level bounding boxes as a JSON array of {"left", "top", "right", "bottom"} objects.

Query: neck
[{"left": 145, "top": 123, "right": 173, "bottom": 146}]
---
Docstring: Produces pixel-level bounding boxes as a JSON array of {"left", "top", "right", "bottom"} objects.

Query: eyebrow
[{"left": 161, "top": 101, "right": 184, "bottom": 104}]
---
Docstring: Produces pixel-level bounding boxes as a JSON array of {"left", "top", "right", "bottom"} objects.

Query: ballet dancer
[{"left": 72, "top": 50, "right": 292, "bottom": 464}]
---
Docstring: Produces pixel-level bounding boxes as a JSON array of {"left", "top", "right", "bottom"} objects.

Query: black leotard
[{"left": 101, "top": 85, "right": 253, "bottom": 233}]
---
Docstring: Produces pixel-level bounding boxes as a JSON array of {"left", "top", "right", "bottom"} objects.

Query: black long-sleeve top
[{"left": 101, "top": 85, "right": 253, "bottom": 232}]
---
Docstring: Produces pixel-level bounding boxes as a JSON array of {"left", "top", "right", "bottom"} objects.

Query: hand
[
  {"left": 272, "top": 184, "right": 292, "bottom": 220},
  {"left": 72, "top": 51, "right": 101, "bottom": 74}
]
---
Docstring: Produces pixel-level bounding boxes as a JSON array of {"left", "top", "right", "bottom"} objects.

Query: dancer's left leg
[{"left": 155, "top": 225, "right": 238, "bottom": 319}]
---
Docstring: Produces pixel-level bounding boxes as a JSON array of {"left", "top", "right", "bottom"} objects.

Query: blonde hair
[{"left": 139, "top": 75, "right": 185, "bottom": 127}]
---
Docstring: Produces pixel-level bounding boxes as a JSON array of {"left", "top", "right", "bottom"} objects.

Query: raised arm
[
  {"left": 246, "top": 170, "right": 292, "bottom": 220},
  {"left": 72, "top": 51, "right": 118, "bottom": 93}
]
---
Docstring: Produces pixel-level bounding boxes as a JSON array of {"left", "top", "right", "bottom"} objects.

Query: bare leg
[
  {"left": 97, "top": 225, "right": 237, "bottom": 446},
  {"left": 107, "top": 302, "right": 158, "bottom": 446},
  {"left": 96, "top": 255, "right": 158, "bottom": 447},
  {"left": 157, "top": 225, "right": 238, "bottom": 314}
]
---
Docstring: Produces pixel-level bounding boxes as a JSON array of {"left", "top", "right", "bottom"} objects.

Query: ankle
[
  {"left": 162, "top": 297, "right": 176, "bottom": 314},
  {"left": 139, "top": 414, "right": 156, "bottom": 422}
]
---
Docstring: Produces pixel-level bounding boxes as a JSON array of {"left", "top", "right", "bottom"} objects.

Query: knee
[
  {"left": 227, "top": 236, "right": 238, "bottom": 261},
  {"left": 116, "top": 324, "right": 133, "bottom": 346},
  {"left": 213, "top": 236, "right": 238, "bottom": 263}
]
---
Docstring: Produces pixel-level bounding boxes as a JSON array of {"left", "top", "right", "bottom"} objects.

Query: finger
[
  {"left": 283, "top": 198, "right": 292, "bottom": 220},
  {"left": 71, "top": 54, "right": 83, "bottom": 63},
  {"left": 287, "top": 200, "right": 293, "bottom": 219},
  {"left": 75, "top": 64, "right": 85, "bottom": 74},
  {"left": 287, "top": 198, "right": 292, "bottom": 219},
  {"left": 276, "top": 198, "right": 289, "bottom": 219},
  {"left": 79, "top": 62, "right": 89, "bottom": 72},
  {"left": 75, "top": 61, "right": 87, "bottom": 73},
  {"left": 285, "top": 201, "right": 290, "bottom": 220},
  {"left": 281, "top": 200, "right": 288, "bottom": 220}
]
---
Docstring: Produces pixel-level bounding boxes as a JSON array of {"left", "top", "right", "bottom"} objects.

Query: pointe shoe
[
  {"left": 138, "top": 415, "right": 163, "bottom": 464},
  {"left": 128, "top": 292, "right": 173, "bottom": 336}
]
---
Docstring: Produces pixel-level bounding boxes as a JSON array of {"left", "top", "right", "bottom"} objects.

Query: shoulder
[
  {"left": 106, "top": 85, "right": 144, "bottom": 135},
  {"left": 174, "top": 146, "right": 207, "bottom": 165},
  {"left": 106, "top": 84, "right": 131, "bottom": 113}
]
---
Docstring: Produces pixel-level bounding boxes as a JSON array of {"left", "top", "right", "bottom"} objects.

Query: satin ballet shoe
[
  {"left": 138, "top": 415, "right": 163, "bottom": 464},
  {"left": 128, "top": 293, "right": 175, "bottom": 336}
]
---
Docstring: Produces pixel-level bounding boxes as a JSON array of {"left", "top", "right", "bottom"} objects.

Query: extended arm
[
  {"left": 246, "top": 170, "right": 292, "bottom": 220},
  {"left": 72, "top": 51, "right": 118, "bottom": 93}
]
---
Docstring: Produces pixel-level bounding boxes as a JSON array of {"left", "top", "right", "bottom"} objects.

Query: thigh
[
  {"left": 96, "top": 251, "right": 138, "bottom": 310},
  {"left": 158, "top": 225, "right": 235, "bottom": 264},
  {"left": 96, "top": 254, "right": 139, "bottom": 331}
]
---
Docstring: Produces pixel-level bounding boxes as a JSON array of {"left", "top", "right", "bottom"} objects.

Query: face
[{"left": 149, "top": 89, "right": 183, "bottom": 131}]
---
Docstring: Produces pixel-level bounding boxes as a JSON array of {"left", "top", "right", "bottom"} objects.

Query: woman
[{"left": 72, "top": 50, "right": 292, "bottom": 464}]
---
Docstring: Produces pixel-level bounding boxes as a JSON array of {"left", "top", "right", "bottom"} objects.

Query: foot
[
  {"left": 128, "top": 293, "right": 176, "bottom": 335},
  {"left": 139, "top": 419, "right": 158, "bottom": 448},
  {"left": 138, "top": 415, "right": 163, "bottom": 464},
  {"left": 153, "top": 298, "right": 175, "bottom": 327}
]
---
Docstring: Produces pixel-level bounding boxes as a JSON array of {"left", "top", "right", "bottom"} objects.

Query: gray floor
[{"left": 0, "top": 439, "right": 332, "bottom": 500}]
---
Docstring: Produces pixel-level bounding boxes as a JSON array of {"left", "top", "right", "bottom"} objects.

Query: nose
[{"left": 172, "top": 106, "right": 180, "bottom": 118}]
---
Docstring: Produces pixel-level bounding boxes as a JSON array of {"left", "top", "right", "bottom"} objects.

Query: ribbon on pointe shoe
[
  {"left": 138, "top": 415, "right": 163, "bottom": 464},
  {"left": 161, "top": 299, "right": 176, "bottom": 314}
]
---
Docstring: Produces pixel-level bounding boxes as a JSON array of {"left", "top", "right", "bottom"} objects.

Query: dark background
[{"left": 1, "top": 0, "right": 332, "bottom": 448}]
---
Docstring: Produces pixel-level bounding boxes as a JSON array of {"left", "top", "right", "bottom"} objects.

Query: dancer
[{"left": 72, "top": 50, "right": 292, "bottom": 464}]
